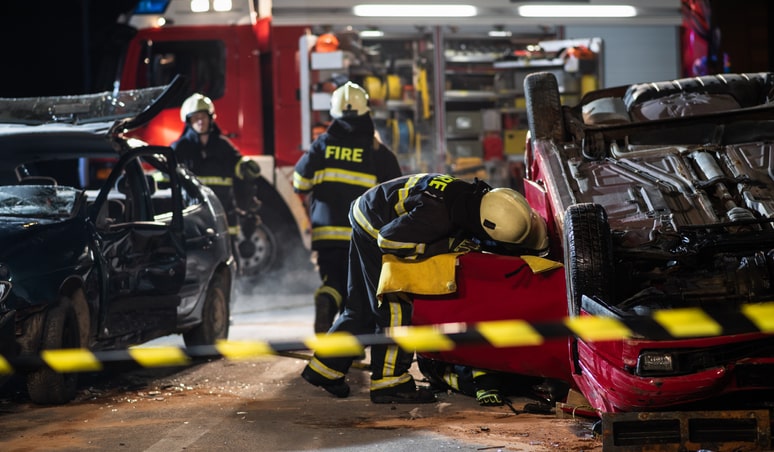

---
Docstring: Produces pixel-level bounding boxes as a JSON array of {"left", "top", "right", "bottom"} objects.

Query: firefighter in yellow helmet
[
  {"left": 172, "top": 93, "right": 261, "bottom": 239},
  {"left": 294, "top": 81, "right": 402, "bottom": 333},
  {"left": 301, "top": 173, "right": 548, "bottom": 404}
]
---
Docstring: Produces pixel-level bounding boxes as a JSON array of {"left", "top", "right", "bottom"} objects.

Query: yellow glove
[
  {"left": 476, "top": 389, "right": 504, "bottom": 407},
  {"left": 450, "top": 237, "right": 481, "bottom": 253}
]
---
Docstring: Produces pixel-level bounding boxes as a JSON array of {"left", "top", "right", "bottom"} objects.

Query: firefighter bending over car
[
  {"left": 301, "top": 173, "right": 549, "bottom": 404},
  {"left": 293, "top": 82, "right": 401, "bottom": 333}
]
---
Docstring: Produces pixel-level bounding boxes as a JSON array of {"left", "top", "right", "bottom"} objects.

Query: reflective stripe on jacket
[
  {"left": 293, "top": 115, "right": 402, "bottom": 250},
  {"left": 351, "top": 173, "right": 461, "bottom": 260}
]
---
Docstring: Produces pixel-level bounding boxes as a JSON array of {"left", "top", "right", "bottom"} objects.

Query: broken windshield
[
  {"left": 0, "top": 85, "right": 171, "bottom": 126},
  {"left": 0, "top": 185, "right": 81, "bottom": 218}
]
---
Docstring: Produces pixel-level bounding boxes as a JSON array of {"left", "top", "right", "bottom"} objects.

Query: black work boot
[
  {"left": 313, "top": 293, "right": 337, "bottom": 333},
  {"left": 301, "top": 365, "right": 350, "bottom": 398}
]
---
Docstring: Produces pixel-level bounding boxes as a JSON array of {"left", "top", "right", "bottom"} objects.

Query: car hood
[
  {"left": 0, "top": 216, "right": 72, "bottom": 257},
  {"left": 0, "top": 75, "right": 186, "bottom": 138}
]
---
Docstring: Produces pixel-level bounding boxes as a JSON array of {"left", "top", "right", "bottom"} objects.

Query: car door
[
  {"left": 151, "top": 167, "right": 226, "bottom": 322},
  {"left": 90, "top": 149, "right": 186, "bottom": 341}
]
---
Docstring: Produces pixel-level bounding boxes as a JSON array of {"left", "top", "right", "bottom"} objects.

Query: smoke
[{"left": 235, "top": 243, "right": 318, "bottom": 298}]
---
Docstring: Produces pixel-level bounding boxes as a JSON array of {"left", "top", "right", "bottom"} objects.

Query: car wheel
[
  {"left": 254, "top": 179, "right": 314, "bottom": 276},
  {"left": 26, "top": 297, "right": 81, "bottom": 404},
  {"left": 236, "top": 221, "right": 276, "bottom": 277},
  {"left": 563, "top": 203, "right": 614, "bottom": 317},
  {"left": 524, "top": 72, "right": 565, "bottom": 142},
  {"left": 184, "top": 270, "right": 230, "bottom": 347}
]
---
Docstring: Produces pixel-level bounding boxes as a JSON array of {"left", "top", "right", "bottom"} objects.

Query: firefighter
[
  {"left": 416, "top": 357, "right": 569, "bottom": 409},
  {"left": 417, "top": 359, "right": 520, "bottom": 406},
  {"left": 172, "top": 93, "right": 261, "bottom": 240},
  {"left": 301, "top": 173, "right": 549, "bottom": 404},
  {"left": 293, "top": 81, "right": 401, "bottom": 333}
]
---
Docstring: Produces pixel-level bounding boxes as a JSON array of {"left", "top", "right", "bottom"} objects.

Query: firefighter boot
[
  {"left": 301, "top": 365, "right": 350, "bottom": 398},
  {"left": 314, "top": 293, "right": 337, "bottom": 333}
]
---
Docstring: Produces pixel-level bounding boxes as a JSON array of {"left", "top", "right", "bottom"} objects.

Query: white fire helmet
[
  {"left": 479, "top": 188, "right": 549, "bottom": 251},
  {"left": 180, "top": 93, "right": 215, "bottom": 123},
  {"left": 329, "top": 82, "right": 370, "bottom": 118}
]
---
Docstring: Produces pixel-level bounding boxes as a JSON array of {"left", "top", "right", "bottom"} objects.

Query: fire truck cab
[{"left": 117, "top": 0, "right": 310, "bottom": 274}]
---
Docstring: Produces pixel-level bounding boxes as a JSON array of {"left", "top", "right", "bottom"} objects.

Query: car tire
[
  {"left": 183, "top": 270, "right": 230, "bottom": 347},
  {"left": 236, "top": 221, "right": 277, "bottom": 277},
  {"left": 26, "top": 296, "right": 81, "bottom": 405},
  {"left": 563, "top": 203, "right": 614, "bottom": 317},
  {"left": 254, "top": 178, "right": 314, "bottom": 276},
  {"left": 524, "top": 72, "right": 565, "bottom": 142}
]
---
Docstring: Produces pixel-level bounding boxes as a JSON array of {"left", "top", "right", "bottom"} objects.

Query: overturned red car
[{"left": 413, "top": 72, "right": 774, "bottom": 428}]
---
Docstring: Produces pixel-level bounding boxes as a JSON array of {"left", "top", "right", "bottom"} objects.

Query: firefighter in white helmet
[
  {"left": 293, "top": 81, "right": 401, "bottom": 333},
  {"left": 301, "top": 173, "right": 548, "bottom": 404},
  {"left": 172, "top": 93, "right": 261, "bottom": 241}
]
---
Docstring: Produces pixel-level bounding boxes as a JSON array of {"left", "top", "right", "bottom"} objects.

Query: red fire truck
[{"left": 115, "top": 0, "right": 310, "bottom": 275}]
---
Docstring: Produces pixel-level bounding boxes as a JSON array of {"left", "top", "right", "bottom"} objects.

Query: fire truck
[{"left": 115, "top": 0, "right": 311, "bottom": 275}]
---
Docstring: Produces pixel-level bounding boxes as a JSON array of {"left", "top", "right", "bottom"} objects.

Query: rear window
[{"left": 136, "top": 39, "right": 226, "bottom": 103}]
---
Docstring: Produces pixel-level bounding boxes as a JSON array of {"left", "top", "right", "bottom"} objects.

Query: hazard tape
[{"left": 1, "top": 302, "right": 774, "bottom": 375}]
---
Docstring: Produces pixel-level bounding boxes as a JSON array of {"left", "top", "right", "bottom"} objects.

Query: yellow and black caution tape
[{"left": 1, "top": 302, "right": 774, "bottom": 375}]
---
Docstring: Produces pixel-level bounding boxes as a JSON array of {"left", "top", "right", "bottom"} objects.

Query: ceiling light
[
  {"left": 353, "top": 4, "right": 477, "bottom": 17},
  {"left": 190, "top": 0, "right": 209, "bottom": 13},
  {"left": 518, "top": 4, "right": 637, "bottom": 18},
  {"left": 213, "top": 0, "right": 232, "bottom": 12}
]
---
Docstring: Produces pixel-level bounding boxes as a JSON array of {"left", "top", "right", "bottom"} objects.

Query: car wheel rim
[{"left": 237, "top": 224, "right": 274, "bottom": 275}]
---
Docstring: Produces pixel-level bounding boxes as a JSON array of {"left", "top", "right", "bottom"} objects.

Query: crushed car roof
[{"left": 0, "top": 76, "right": 185, "bottom": 135}]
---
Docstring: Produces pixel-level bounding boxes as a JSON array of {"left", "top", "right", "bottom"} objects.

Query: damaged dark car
[{"left": 0, "top": 78, "right": 236, "bottom": 404}]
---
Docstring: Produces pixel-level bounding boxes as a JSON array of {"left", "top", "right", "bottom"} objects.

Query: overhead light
[
  {"left": 353, "top": 4, "right": 477, "bottom": 17},
  {"left": 190, "top": 0, "right": 209, "bottom": 12},
  {"left": 518, "top": 4, "right": 637, "bottom": 18},
  {"left": 360, "top": 29, "right": 385, "bottom": 38},
  {"left": 213, "top": 0, "right": 232, "bottom": 12}
]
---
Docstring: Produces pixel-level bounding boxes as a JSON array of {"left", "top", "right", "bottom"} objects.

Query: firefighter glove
[
  {"left": 476, "top": 389, "right": 504, "bottom": 407},
  {"left": 237, "top": 157, "right": 261, "bottom": 180},
  {"left": 450, "top": 237, "right": 481, "bottom": 253}
]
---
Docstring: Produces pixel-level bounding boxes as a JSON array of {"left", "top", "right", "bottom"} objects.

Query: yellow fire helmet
[
  {"left": 480, "top": 188, "right": 549, "bottom": 251},
  {"left": 180, "top": 93, "right": 215, "bottom": 122},
  {"left": 329, "top": 82, "right": 370, "bottom": 118}
]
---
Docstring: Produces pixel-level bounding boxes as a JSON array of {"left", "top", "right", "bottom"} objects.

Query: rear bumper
[{"left": 574, "top": 336, "right": 774, "bottom": 413}]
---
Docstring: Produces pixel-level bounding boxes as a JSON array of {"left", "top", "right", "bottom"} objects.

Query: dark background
[
  {"left": 0, "top": 0, "right": 771, "bottom": 98},
  {"left": 0, "top": 0, "right": 138, "bottom": 97}
]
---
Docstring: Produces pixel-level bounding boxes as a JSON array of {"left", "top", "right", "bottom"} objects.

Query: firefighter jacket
[
  {"left": 171, "top": 122, "right": 247, "bottom": 214},
  {"left": 350, "top": 173, "right": 489, "bottom": 260},
  {"left": 293, "top": 114, "right": 402, "bottom": 250}
]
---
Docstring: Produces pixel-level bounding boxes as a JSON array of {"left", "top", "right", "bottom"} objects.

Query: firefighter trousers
[{"left": 305, "top": 223, "right": 416, "bottom": 393}]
